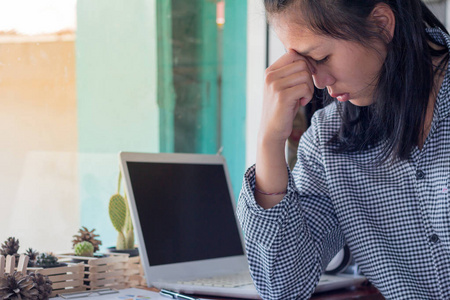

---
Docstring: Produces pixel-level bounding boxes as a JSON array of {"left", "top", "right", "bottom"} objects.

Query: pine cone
[
  {"left": 72, "top": 227, "right": 102, "bottom": 252},
  {"left": 29, "top": 272, "right": 52, "bottom": 300},
  {"left": 0, "top": 271, "right": 39, "bottom": 300},
  {"left": 26, "top": 248, "right": 39, "bottom": 267},
  {"left": 0, "top": 237, "right": 19, "bottom": 256},
  {"left": 25, "top": 248, "right": 39, "bottom": 261}
]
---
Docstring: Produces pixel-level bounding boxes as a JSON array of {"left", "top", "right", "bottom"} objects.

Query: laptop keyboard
[{"left": 178, "top": 272, "right": 254, "bottom": 288}]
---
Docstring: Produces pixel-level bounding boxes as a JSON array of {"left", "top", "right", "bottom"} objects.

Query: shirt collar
[{"left": 426, "top": 27, "right": 450, "bottom": 120}]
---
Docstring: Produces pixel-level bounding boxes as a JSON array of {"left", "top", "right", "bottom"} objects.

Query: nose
[{"left": 312, "top": 69, "right": 335, "bottom": 90}]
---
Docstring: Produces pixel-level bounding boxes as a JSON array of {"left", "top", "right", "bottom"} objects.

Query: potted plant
[
  {"left": 70, "top": 227, "right": 106, "bottom": 262},
  {"left": 108, "top": 171, "right": 138, "bottom": 257},
  {"left": 27, "top": 252, "right": 85, "bottom": 296},
  {"left": 35, "top": 253, "right": 67, "bottom": 268},
  {"left": 72, "top": 227, "right": 102, "bottom": 254}
]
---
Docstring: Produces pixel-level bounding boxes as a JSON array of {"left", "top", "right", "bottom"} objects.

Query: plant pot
[
  {"left": 107, "top": 246, "right": 139, "bottom": 257},
  {"left": 38, "top": 262, "right": 68, "bottom": 268},
  {"left": 70, "top": 253, "right": 108, "bottom": 264}
]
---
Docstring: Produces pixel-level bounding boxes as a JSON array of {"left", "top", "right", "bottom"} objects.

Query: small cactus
[
  {"left": 109, "top": 171, "right": 135, "bottom": 250},
  {"left": 72, "top": 227, "right": 102, "bottom": 253},
  {"left": 35, "top": 253, "right": 59, "bottom": 268},
  {"left": 74, "top": 241, "right": 94, "bottom": 257}
]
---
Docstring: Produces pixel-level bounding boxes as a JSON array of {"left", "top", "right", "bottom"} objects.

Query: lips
[{"left": 330, "top": 92, "right": 350, "bottom": 102}]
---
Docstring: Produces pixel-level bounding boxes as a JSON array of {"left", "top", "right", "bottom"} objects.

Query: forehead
[
  {"left": 270, "top": 14, "right": 336, "bottom": 55},
  {"left": 270, "top": 14, "right": 334, "bottom": 55}
]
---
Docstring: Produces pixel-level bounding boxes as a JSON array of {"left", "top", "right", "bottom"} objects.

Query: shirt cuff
[{"left": 236, "top": 164, "right": 298, "bottom": 249}]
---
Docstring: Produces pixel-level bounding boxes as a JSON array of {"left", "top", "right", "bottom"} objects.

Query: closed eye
[{"left": 314, "top": 56, "right": 329, "bottom": 65}]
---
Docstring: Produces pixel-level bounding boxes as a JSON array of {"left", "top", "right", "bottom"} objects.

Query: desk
[{"left": 144, "top": 283, "right": 384, "bottom": 300}]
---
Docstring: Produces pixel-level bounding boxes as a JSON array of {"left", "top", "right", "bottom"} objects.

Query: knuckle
[
  {"left": 294, "top": 59, "right": 308, "bottom": 68},
  {"left": 265, "top": 70, "right": 275, "bottom": 84},
  {"left": 298, "top": 83, "right": 313, "bottom": 96},
  {"left": 277, "top": 89, "right": 288, "bottom": 100},
  {"left": 271, "top": 81, "right": 283, "bottom": 94}
]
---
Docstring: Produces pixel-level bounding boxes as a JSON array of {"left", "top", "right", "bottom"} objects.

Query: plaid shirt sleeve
[
  {"left": 238, "top": 27, "right": 450, "bottom": 300},
  {"left": 236, "top": 113, "right": 345, "bottom": 300}
]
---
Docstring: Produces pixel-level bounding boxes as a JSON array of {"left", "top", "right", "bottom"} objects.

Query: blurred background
[{"left": 0, "top": 0, "right": 446, "bottom": 254}]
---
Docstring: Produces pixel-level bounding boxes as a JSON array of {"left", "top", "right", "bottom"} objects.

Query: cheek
[
  {"left": 356, "top": 49, "right": 384, "bottom": 79},
  {"left": 339, "top": 51, "right": 383, "bottom": 85}
]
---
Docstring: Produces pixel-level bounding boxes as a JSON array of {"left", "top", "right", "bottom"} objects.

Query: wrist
[{"left": 257, "top": 132, "right": 286, "bottom": 149}]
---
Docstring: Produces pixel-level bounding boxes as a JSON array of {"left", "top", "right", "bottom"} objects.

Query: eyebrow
[{"left": 285, "top": 45, "right": 320, "bottom": 56}]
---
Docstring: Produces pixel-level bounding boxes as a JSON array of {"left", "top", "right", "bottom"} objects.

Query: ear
[{"left": 369, "top": 3, "right": 395, "bottom": 42}]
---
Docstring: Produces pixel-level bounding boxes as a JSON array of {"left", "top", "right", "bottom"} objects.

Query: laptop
[{"left": 119, "top": 152, "right": 365, "bottom": 299}]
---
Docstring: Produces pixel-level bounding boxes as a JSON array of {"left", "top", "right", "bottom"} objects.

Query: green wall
[
  {"left": 222, "top": 0, "right": 247, "bottom": 201},
  {"left": 77, "top": 0, "right": 158, "bottom": 251},
  {"left": 77, "top": 0, "right": 247, "bottom": 250}
]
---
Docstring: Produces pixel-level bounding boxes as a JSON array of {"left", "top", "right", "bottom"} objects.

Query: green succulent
[
  {"left": 109, "top": 171, "right": 135, "bottom": 250},
  {"left": 35, "top": 253, "right": 59, "bottom": 268},
  {"left": 74, "top": 241, "right": 94, "bottom": 257}
]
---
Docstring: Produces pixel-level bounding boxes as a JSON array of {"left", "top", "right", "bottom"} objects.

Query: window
[
  {"left": 0, "top": 0, "right": 78, "bottom": 252},
  {"left": 2, "top": 0, "right": 246, "bottom": 253}
]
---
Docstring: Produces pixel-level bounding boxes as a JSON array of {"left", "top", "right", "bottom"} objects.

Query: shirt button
[
  {"left": 416, "top": 170, "right": 425, "bottom": 180},
  {"left": 430, "top": 234, "right": 440, "bottom": 244}
]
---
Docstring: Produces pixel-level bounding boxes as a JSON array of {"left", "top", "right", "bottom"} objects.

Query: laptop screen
[{"left": 127, "top": 161, "right": 244, "bottom": 266}]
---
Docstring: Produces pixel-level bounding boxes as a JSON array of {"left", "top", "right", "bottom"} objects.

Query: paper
[
  {"left": 54, "top": 288, "right": 210, "bottom": 300},
  {"left": 115, "top": 288, "right": 156, "bottom": 299},
  {"left": 53, "top": 288, "right": 173, "bottom": 300}
]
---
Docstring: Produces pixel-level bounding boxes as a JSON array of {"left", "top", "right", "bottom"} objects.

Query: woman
[{"left": 237, "top": 0, "right": 450, "bottom": 299}]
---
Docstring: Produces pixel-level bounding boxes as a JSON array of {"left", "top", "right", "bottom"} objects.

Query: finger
[
  {"left": 277, "top": 82, "right": 314, "bottom": 106},
  {"left": 270, "top": 59, "right": 312, "bottom": 80},
  {"left": 266, "top": 49, "right": 306, "bottom": 73},
  {"left": 271, "top": 70, "right": 314, "bottom": 94}
]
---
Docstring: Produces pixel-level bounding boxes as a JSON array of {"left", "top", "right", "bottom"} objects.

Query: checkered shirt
[{"left": 237, "top": 27, "right": 450, "bottom": 300}]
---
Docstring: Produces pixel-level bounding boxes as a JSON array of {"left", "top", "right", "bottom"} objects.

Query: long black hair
[{"left": 265, "top": 0, "right": 449, "bottom": 162}]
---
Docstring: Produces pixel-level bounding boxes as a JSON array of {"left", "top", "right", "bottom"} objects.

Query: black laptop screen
[{"left": 127, "top": 161, "right": 244, "bottom": 266}]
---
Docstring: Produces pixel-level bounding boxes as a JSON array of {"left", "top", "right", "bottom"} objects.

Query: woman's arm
[
  {"left": 238, "top": 112, "right": 345, "bottom": 300},
  {"left": 255, "top": 50, "right": 315, "bottom": 209}
]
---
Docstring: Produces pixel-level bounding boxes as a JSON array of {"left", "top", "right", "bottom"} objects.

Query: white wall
[{"left": 245, "top": 0, "right": 267, "bottom": 167}]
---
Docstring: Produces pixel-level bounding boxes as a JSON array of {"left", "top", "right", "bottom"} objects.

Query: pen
[{"left": 160, "top": 289, "right": 201, "bottom": 300}]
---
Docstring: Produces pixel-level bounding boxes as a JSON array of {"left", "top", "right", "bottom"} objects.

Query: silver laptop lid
[{"left": 119, "top": 152, "right": 248, "bottom": 284}]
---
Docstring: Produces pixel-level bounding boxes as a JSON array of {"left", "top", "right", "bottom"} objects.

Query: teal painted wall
[
  {"left": 222, "top": 0, "right": 247, "bottom": 202},
  {"left": 77, "top": 0, "right": 158, "bottom": 251},
  {"left": 77, "top": 0, "right": 247, "bottom": 251}
]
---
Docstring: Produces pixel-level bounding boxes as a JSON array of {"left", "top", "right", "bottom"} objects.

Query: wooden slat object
[
  {"left": 56, "top": 252, "right": 131, "bottom": 290},
  {"left": 0, "top": 255, "right": 28, "bottom": 275},
  {"left": 17, "top": 255, "right": 29, "bottom": 274},
  {"left": 0, "top": 256, "right": 5, "bottom": 277},
  {"left": 29, "top": 263, "right": 85, "bottom": 297},
  {"left": 0, "top": 255, "right": 87, "bottom": 298},
  {"left": 38, "top": 264, "right": 84, "bottom": 275},
  {"left": 87, "top": 269, "right": 124, "bottom": 280},
  {"left": 126, "top": 255, "right": 145, "bottom": 287},
  {"left": 52, "top": 279, "right": 84, "bottom": 290},
  {"left": 5, "top": 255, "right": 14, "bottom": 274}
]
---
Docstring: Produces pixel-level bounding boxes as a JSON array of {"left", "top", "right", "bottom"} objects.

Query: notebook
[{"left": 119, "top": 152, "right": 364, "bottom": 299}]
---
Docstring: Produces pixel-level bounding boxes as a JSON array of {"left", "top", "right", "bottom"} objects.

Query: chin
[{"left": 349, "top": 98, "right": 373, "bottom": 107}]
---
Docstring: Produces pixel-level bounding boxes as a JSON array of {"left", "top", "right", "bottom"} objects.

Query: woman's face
[{"left": 271, "top": 16, "right": 388, "bottom": 106}]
